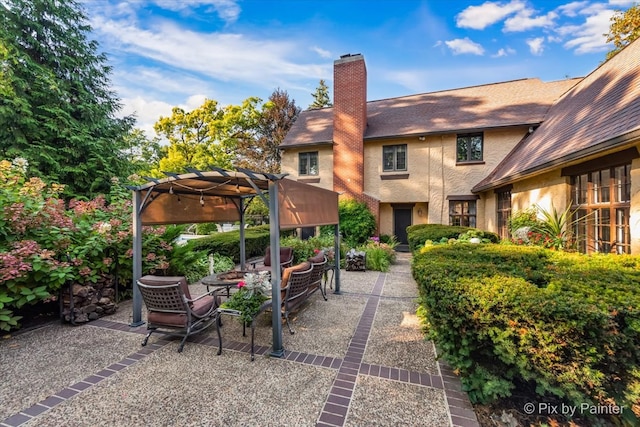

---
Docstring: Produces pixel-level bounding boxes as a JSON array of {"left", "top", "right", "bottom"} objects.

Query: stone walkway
[{"left": 0, "top": 253, "right": 480, "bottom": 427}]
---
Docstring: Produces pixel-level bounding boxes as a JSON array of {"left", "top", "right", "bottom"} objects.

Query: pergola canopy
[
  {"left": 129, "top": 167, "right": 340, "bottom": 358},
  {"left": 133, "top": 168, "right": 339, "bottom": 228}
]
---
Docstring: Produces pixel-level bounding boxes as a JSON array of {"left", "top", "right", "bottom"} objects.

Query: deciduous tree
[
  {"left": 152, "top": 97, "right": 262, "bottom": 174},
  {"left": 237, "top": 89, "right": 300, "bottom": 173},
  {"left": 605, "top": 3, "right": 640, "bottom": 60}
]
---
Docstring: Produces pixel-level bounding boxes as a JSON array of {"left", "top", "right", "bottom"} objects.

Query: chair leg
[
  {"left": 320, "top": 285, "right": 328, "bottom": 301},
  {"left": 216, "top": 316, "right": 223, "bottom": 356},
  {"left": 178, "top": 326, "right": 192, "bottom": 352},
  {"left": 142, "top": 329, "right": 155, "bottom": 346},
  {"left": 285, "top": 312, "right": 295, "bottom": 335}
]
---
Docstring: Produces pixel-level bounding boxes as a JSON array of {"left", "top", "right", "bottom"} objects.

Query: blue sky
[{"left": 83, "top": 0, "right": 635, "bottom": 136}]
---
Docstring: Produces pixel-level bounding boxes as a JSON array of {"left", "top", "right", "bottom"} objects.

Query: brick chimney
[{"left": 333, "top": 54, "right": 367, "bottom": 198}]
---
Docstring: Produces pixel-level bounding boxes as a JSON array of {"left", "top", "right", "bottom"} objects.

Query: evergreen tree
[
  {"left": 605, "top": 3, "right": 640, "bottom": 60},
  {"left": 0, "top": 0, "right": 134, "bottom": 197},
  {"left": 309, "top": 79, "right": 332, "bottom": 109}
]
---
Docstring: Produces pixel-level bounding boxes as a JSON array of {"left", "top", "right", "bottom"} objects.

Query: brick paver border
[{"left": 2, "top": 271, "right": 480, "bottom": 427}]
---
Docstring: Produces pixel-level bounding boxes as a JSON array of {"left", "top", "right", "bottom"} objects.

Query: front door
[{"left": 393, "top": 208, "right": 412, "bottom": 244}]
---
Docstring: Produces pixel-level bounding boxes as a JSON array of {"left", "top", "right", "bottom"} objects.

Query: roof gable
[{"left": 474, "top": 38, "right": 640, "bottom": 192}]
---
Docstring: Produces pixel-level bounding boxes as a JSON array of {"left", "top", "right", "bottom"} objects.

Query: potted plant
[{"left": 219, "top": 271, "right": 271, "bottom": 324}]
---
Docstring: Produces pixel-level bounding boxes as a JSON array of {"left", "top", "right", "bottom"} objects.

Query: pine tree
[
  {"left": 309, "top": 79, "right": 333, "bottom": 109},
  {"left": 0, "top": 0, "right": 134, "bottom": 197}
]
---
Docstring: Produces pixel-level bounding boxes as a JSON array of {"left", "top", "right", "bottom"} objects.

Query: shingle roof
[
  {"left": 365, "top": 78, "right": 579, "bottom": 139},
  {"left": 280, "top": 78, "right": 580, "bottom": 148},
  {"left": 473, "top": 39, "right": 640, "bottom": 192}
]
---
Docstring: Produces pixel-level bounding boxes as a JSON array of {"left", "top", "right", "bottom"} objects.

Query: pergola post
[
  {"left": 239, "top": 197, "right": 246, "bottom": 270},
  {"left": 268, "top": 181, "right": 285, "bottom": 357},
  {"left": 333, "top": 223, "right": 341, "bottom": 294},
  {"left": 130, "top": 190, "right": 144, "bottom": 327}
]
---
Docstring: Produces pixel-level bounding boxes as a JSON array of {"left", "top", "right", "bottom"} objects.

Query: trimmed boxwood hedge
[
  {"left": 412, "top": 244, "right": 640, "bottom": 425},
  {"left": 187, "top": 225, "right": 272, "bottom": 263},
  {"left": 406, "top": 224, "right": 499, "bottom": 251}
]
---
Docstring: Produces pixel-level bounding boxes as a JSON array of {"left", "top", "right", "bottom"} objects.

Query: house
[{"left": 280, "top": 40, "right": 640, "bottom": 254}]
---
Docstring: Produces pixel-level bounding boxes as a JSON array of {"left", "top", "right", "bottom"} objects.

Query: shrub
[
  {"left": 188, "top": 225, "right": 272, "bottom": 263},
  {"left": 407, "top": 224, "right": 499, "bottom": 252},
  {"left": 336, "top": 199, "right": 376, "bottom": 247},
  {"left": 413, "top": 245, "right": 640, "bottom": 425},
  {"left": 0, "top": 159, "right": 179, "bottom": 331}
]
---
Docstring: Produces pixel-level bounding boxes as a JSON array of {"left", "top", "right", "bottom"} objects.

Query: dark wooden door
[{"left": 394, "top": 208, "right": 412, "bottom": 244}]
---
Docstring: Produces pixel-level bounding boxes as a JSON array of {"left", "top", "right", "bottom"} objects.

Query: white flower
[
  {"left": 12, "top": 157, "right": 28, "bottom": 174},
  {"left": 240, "top": 271, "right": 271, "bottom": 298},
  {"left": 97, "top": 222, "right": 112, "bottom": 234}
]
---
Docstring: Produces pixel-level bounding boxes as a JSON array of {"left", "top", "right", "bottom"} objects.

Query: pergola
[{"left": 128, "top": 168, "right": 340, "bottom": 357}]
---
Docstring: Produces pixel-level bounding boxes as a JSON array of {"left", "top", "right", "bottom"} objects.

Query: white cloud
[
  {"left": 456, "top": 0, "right": 526, "bottom": 29},
  {"left": 91, "top": 17, "right": 331, "bottom": 88},
  {"left": 445, "top": 37, "right": 485, "bottom": 55},
  {"left": 560, "top": 9, "right": 615, "bottom": 53},
  {"left": 504, "top": 10, "right": 558, "bottom": 32},
  {"left": 153, "top": 0, "right": 241, "bottom": 24},
  {"left": 492, "top": 47, "right": 516, "bottom": 57},
  {"left": 557, "top": 1, "right": 590, "bottom": 17},
  {"left": 526, "top": 37, "right": 545, "bottom": 55},
  {"left": 311, "top": 46, "right": 332, "bottom": 59}
]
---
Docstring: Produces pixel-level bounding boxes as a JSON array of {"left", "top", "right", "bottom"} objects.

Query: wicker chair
[
  {"left": 137, "top": 275, "right": 220, "bottom": 352},
  {"left": 280, "top": 261, "right": 313, "bottom": 334}
]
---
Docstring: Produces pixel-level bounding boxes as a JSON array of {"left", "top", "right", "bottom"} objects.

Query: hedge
[
  {"left": 412, "top": 245, "right": 640, "bottom": 424},
  {"left": 187, "top": 225, "right": 272, "bottom": 263},
  {"left": 406, "top": 224, "right": 499, "bottom": 252}
]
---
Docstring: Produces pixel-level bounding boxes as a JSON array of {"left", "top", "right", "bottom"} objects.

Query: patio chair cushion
[
  {"left": 263, "top": 246, "right": 294, "bottom": 267},
  {"left": 307, "top": 250, "right": 325, "bottom": 263},
  {"left": 147, "top": 295, "right": 216, "bottom": 327}
]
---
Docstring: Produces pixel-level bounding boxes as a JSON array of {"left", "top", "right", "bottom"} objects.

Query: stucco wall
[
  {"left": 511, "top": 170, "right": 570, "bottom": 214},
  {"left": 364, "top": 128, "right": 527, "bottom": 224},
  {"left": 280, "top": 145, "right": 334, "bottom": 191}
]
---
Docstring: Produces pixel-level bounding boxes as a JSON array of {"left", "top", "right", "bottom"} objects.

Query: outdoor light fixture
[
  {"left": 169, "top": 185, "right": 174, "bottom": 195},
  {"left": 235, "top": 183, "right": 240, "bottom": 193},
  {"left": 417, "top": 208, "right": 423, "bottom": 217},
  {"left": 200, "top": 192, "right": 205, "bottom": 206}
]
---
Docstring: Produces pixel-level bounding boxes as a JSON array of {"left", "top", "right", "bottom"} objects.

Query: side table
[{"left": 216, "top": 300, "right": 271, "bottom": 361}]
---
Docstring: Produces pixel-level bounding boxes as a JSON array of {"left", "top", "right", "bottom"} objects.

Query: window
[
  {"left": 571, "top": 164, "right": 631, "bottom": 254},
  {"left": 496, "top": 189, "right": 512, "bottom": 240},
  {"left": 449, "top": 200, "right": 476, "bottom": 227},
  {"left": 383, "top": 145, "right": 407, "bottom": 171},
  {"left": 299, "top": 152, "right": 318, "bottom": 176},
  {"left": 457, "top": 133, "right": 483, "bottom": 163}
]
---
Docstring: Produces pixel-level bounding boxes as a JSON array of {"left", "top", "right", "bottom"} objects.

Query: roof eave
[
  {"left": 364, "top": 122, "right": 542, "bottom": 142},
  {"left": 472, "top": 129, "right": 640, "bottom": 193}
]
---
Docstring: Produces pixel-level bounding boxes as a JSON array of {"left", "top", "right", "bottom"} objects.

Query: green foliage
[
  {"left": 605, "top": 4, "right": 640, "bottom": 60},
  {"left": 236, "top": 89, "right": 301, "bottom": 173},
  {"left": 188, "top": 225, "right": 272, "bottom": 264},
  {"left": 280, "top": 235, "right": 336, "bottom": 264},
  {"left": 407, "top": 224, "right": 499, "bottom": 252},
  {"left": 0, "top": 0, "right": 135, "bottom": 197},
  {"left": 309, "top": 79, "right": 333, "bottom": 109},
  {"left": 194, "top": 223, "right": 219, "bottom": 235},
  {"left": 0, "top": 160, "right": 180, "bottom": 331},
  {"left": 413, "top": 245, "right": 640, "bottom": 424},
  {"left": 210, "top": 253, "right": 236, "bottom": 273},
  {"left": 337, "top": 199, "right": 376, "bottom": 247}
]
